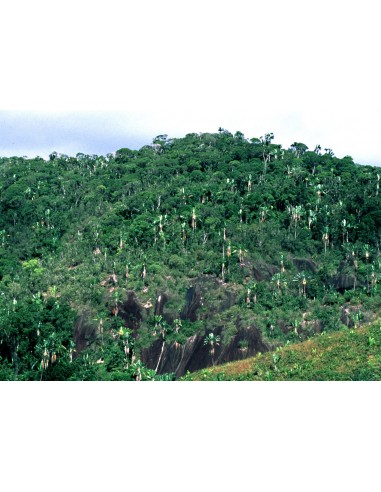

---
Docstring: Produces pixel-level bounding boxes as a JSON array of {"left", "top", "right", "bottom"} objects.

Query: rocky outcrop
[
  {"left": 74, "top": 276, "right": 270, "bottom": 377},
  {"left": 331, "top": 274, "right": 356, "bottom": 292},
  {"left": 140, "top": 324, "right": 271, "bottom": 379},
  {"left": 330, "top": 260, "right": 365, "bottom": 292},
  {"left": 117, "top": 291, "right": 142, "bottom": 331},
  {"left": 180, "top": 285, "right": 203, "bottom": 321},
  {"left": 135, "top": 275, "right": 270, "bottom": 378},
  {"left": 292, "top": 258, "right": 317, "bottom": 273},
  {"left": 154, "top": 293, "right": 168, "bottom": 316},
  {"left": 252, "top": 261, "right": 279, "bottom": 281},
  {"left": 73, "top": 312, "right": 97, "bottom": 356}
]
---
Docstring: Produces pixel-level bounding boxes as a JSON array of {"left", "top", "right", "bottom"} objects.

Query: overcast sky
[{"left": 1, "top": 0, "right": 380, "bottom": 165}]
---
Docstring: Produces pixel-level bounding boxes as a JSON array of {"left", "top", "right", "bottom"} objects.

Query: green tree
[{"left": 203, "top": 333, "right": 221, "bottom": 366}]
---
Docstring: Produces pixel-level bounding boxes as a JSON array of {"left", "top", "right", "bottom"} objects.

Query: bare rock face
[
  {"left": 117, "top": 291, "right": 142, "bottom": 331},
  {"left": 141, "top": 334, "right": 203, "bottom": 378},
  {"left": 252, "top": 261, "right": 279, "bottom": 281},
  {"left": 292, "top": 258, "right": 317, "bottom": 273},
  {"left": 73, "top": 277, "right": 270, "bottom": 378},
  {"left": 154, "top": 293, "right": 168, "bottom": 316},
  {"left": 180, "top": 285, "right": 203, "bottom": 321},
  {"left": 331, "top": 274, "right": 356, "bottom": 292},
  {"left": 330, "top": 260, "right": 365, "bottom": 293},
  {"left": 73, "top": 312, "right": 97, "bottom": 356},
  {"left": 140, "top": 324, "right": 271, "bottom": 379},
  {"left": 138, "top": 277, "right": 271, "bottom": 378}
]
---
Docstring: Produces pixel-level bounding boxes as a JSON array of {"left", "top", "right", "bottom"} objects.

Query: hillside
[
  {"left": 182, "top": 320, "right": 381, "bottom": 380},
  {"left": 1, "top": 129, "right": 381, "bottom": 380}
]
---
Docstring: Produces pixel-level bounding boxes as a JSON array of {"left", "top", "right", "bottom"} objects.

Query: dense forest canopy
[{"left": 1, "top": 129, "right": 381, "bottom": 380}]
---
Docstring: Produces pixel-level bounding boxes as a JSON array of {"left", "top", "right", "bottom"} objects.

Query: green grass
[{"left": 181, "top": 321, "right": 381, "bottom": 380}]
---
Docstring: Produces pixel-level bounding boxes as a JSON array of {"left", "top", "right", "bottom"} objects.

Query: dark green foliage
[{"left": 1, "top": 130, "right": 381, "bottom": 380}]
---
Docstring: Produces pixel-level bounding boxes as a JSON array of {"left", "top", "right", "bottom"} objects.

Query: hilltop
[{"left": 1, "top": 129, "right": 381, "bottom": 380}]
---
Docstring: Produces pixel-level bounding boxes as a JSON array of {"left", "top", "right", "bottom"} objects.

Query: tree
[
  {"left": 308, "top": 210, "right": 317, "bottom": 230},
  {"left": 293, "top": 272, "right": 311, "bottom": 297},
  {"left": 203, "top": 333, "right": 221, "bottom": 367},
  {"left": 1, "top": 129, "right": 381, "bottom": 381},
  {"left": 260, "top": 133, "right": 274, "bottom": 175},
  {"left": 322, "top": 226, "right": 330, "bottom": 254},
  {"left": 288, "top": 205, "right": 304, "bottom": 238},
  {"left": 290, "top": 142, "right": 309, "bottom": 158},
  {"left": 271, "top": 273, "right": 288, "bottom": 297}
]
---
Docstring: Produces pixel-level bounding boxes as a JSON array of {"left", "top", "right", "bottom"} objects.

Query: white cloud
[{"left": 0, "top": 0, "right": 380, "bottom": 164}]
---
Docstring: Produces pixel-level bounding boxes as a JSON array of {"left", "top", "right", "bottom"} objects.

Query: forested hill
[{"left": 1, "top": 129, "right": 381, "bottom": 380}]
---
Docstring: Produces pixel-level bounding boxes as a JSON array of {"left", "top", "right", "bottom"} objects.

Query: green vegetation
[
  {"left": 1, "top": 129, "right": 381, "bottom": 380},
  {"left": 182, "top": 321, "right": 381, "bottom": 381}
]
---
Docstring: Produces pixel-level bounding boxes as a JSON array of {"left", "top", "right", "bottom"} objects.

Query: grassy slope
[{"left": 181, "top": 321, "right": 381, "bottom": 381}]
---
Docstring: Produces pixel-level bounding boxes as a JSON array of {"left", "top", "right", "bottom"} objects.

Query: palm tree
[
  {"left": 260, "top": 132, "right": 274, "bottom": 175},
  {"left": 293, "top": 271, "right": 311, "bottom": 297},
  {"left": 322, "top": 227, "right": 329, "bottom": 254},
  {"left": 259, "top": 206, "right": 269, "bottom": 223},
  {"left": 191, "top": 208, "right": 197, "bottom": 232},
  {"left": 118, "top": 232, "right": 126, "bottom": 251},
  {"left": 350, "top": 309, "right": 362, "bottom": 329},
  {"left": 232, "top": 244, "right": 248, "bottom": 264},
  {"left": 291, "top": 319, "right": 300, "bottom": 335},
  {"left": 36, "top": 332, "right": 66, "bottom": 380},
  {"left": 308, "top": 210, "right": 317, "bottom": 230},
  {"left": 341, "top": 218, "right": 352, "bottom": 243},
  {"left": 271, "top": 273, "right": 288, "bottom": 297},
  {"left": 362, "top": 244, "right": 371, "bottom": 262},
  {"left": 203, "top": 333, "right": 221, "bottom": 366},
  {"left": 226, "top": 241, "right": 232, "bottom": 259},
  {"left": 173, "top": 319, "right": 182, "bottom": 334},
  {"left": 288, "top": 205, "right": 304, "bottom": 238},
  {"left": 246, "top": 281, "right": 258, "bottom": 305},
  {"left": 181, "top": 222, "right": 187, "bottom": 244},
  {"left": 247, "top": 174, "right": 252, "bottom": 192},
  {"left": 118, "top": 326, "right": 134, "bottom": 368},
  {"left": 314, "top": 184, "right": 324, "bottom": 208},
  {"left": 68, "top": 340, "right": 76, "bottom": 363},
  {"left": 246, "top": 287, "right": 251, "bottom": 306}
]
